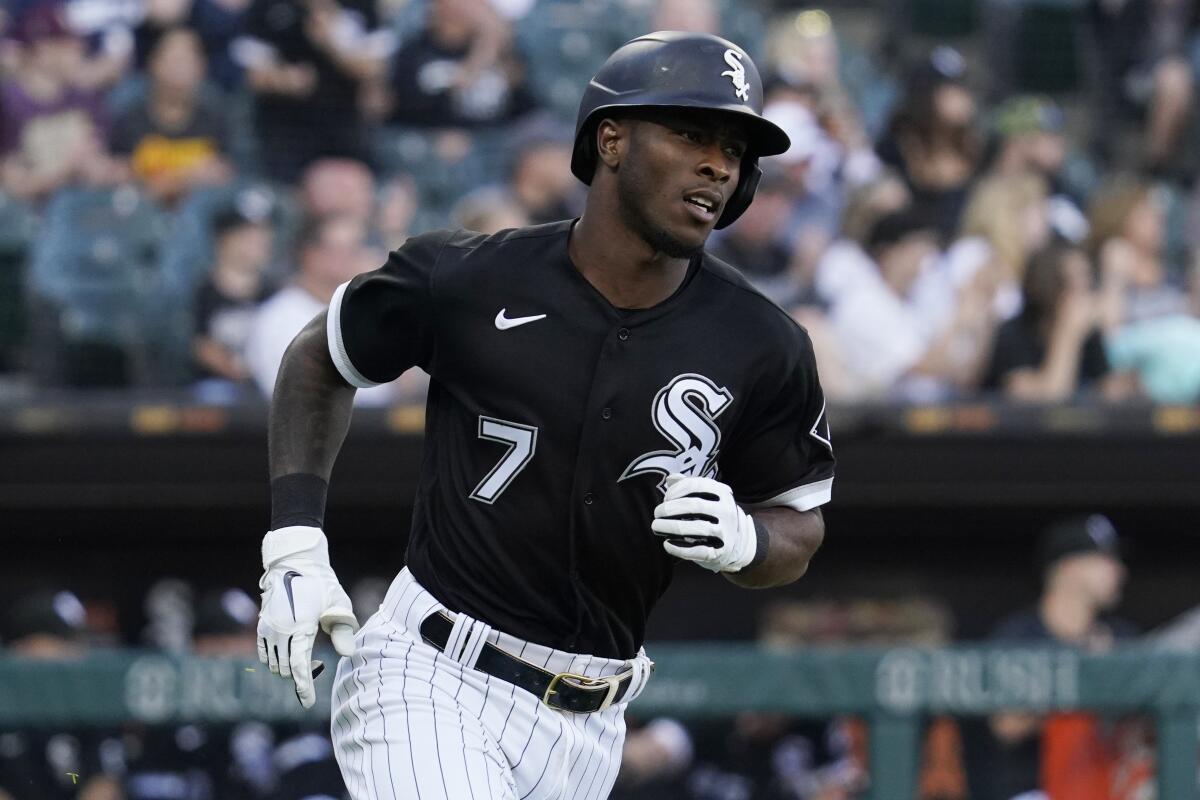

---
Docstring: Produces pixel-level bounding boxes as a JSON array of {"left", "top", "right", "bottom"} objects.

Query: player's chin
[
  {"left": 665, "top": 208, "right": 715, "bottom": 250},
  {"left": 656, "top": 225, "right": 708, "bottom": 258}
]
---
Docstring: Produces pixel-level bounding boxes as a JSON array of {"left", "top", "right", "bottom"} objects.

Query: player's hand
[
  {"left": 257, "top": 526, "right": 360, "bottom": 708},
  {"left": 651, "top": 474, "right": 758, "bottom": 573}
]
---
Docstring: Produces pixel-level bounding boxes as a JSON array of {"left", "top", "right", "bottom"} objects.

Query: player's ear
[{"left": 595, "top": 117, "right": 626, "bottom": 170}]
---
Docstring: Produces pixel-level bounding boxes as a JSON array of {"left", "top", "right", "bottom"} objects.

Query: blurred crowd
[
  {"left": 1, "top": 0, "right": 1200, "bottom": 402},
  {"left": 5, "top": 514, "right": 1195, "bottom": 799}
]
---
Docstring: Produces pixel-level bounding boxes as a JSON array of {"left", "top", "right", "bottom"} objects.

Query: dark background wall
[{"left": 4, "top": 401, "right": 1199, "bottom": 644}]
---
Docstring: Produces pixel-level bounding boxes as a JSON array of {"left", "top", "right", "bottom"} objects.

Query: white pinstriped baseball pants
[{"left": 331, "top": 568, "right": 653, "bottom": 800}]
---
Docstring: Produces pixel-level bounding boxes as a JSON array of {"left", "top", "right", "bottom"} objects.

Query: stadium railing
[{"left": 3, "top": 645, "right": 1197, "bottom": 799}]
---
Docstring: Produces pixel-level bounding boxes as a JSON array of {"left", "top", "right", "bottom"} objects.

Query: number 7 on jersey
[{"left": 470, "top": 416, "right": 539, "bottom": 503}]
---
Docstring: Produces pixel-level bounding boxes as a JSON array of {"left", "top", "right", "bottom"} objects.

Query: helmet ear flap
[
  {"left": 714, "top": 157, "right": 760, "bottom": 229},
  {"left": 571, "top": 125, "right": 598, "bottom": 186}
]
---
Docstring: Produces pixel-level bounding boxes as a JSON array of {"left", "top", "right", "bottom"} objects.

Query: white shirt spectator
[
  {"left": 814, "top": 239, "right": 879, "bottom": 305},
  {"left": 908, "top": 237, "right": 1021, "bottom": 348},
  {"left": 828, "top": 270, "right": 930, "bottom": 395},
  {"left": 244, "top": 285, "right": 396, "bottom": 406}
]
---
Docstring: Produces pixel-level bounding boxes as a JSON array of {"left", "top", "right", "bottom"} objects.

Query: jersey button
[
  {"left": 583, "top": 492, "right": 595, "bottom": 505},
  {"left": 617, "top": 328, "right": 630, "bottom": 341},
  {"left": 601, "top": 407, "right": 612, "bottom": 420}
]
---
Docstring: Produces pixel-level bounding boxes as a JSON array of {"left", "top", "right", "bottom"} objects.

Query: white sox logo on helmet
[
  {"left": 721, "top": 49, "right": 750, "bottom": 102},
  {"left": 620, "top": 373, "right": 733, "bottom": 492}
]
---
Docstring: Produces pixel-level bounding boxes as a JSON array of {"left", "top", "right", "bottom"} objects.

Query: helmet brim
[{"left": 570, "top": 102, "right": 791, "bottom": 185}]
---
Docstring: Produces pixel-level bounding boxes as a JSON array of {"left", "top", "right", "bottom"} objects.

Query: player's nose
[{"left": 694, "top": 140, "right": 733, "bottom": 184}]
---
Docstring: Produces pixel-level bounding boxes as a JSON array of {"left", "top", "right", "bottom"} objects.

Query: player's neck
[{"left": 569, "top": 211, "right": 693, "bottom": 310}]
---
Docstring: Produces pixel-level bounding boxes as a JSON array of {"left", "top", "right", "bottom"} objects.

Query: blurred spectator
[
  {"left": 0, "top": 3, "right": 124, "bottom": 202},
  {"left": 709, "top": 172, "right": 801, "bottom": 305},
  {"left": 191, "top": 204, "right": 274, "bottom": 385},
  {"left": 191, "top": 586, "right": 258, "bottom": 654},
  {"left": 650, "top": 0, "right": 719, "bottom": 34},
  {"left": 507, "top": 134, "right": 577, "bottom": 224},
  {"left": 1086, "top": 0, "right": 1196, "bottom": 171},
  {"left": 990, "top": 97, "right": 1067, "bottom": 193},
  {"left": 2, "top": 588, "right": 89, "bottom": 658},
  {"left": 815, "top": 171, "right": 914, "bottom": 306},
  {"left": 943, "top": 171, "right": 1051, "bottom": 323},
  {"left": 810, "top": 174, "right": 913, "bottom": 399},
  {"left": 760, "top": 98, "right": 845, "bottom": 284},
  {"left": 984, "top": 515, "right": 1149, "bottom": 800},
  {"left": 826, "top": 210, "right": 995, "bottom": 400},
  {"left": 764, "top": 62, "right": 884, "bottom": 212},
  {"left": 142, "top": 577, "right": 194, "bottom": 652},
  {"left": 4, "top": 0, "right": 136, "bottom": 92},
  {"left": 298, "top": 156, "right": 374, "bottom": 223},
  {"left": 1087, "top": 175, "right": 1200, "bottom": 401},
  {"left": 132, "top": 0, "right": 252, "bottom": 90},
  {"left": 244, "top": 214, "right": 403, "bottom": 404},
  {"left": 232, "top": 0, "right": 392, "bottom": 182},
  {"left": 1089, "top": 176, "right": 1191, "bottom": 326},
  {"left": 758, "top": 74, "right": 885, "bottom": 310},
  {"left": 387, "top": 0, "right": 537, "bottom": 128},
  {"left": 877, "top": 47, "right": 985, "bottom": 240},
  {"left": 375, "top": 172, "right": 419, "bottom": 250},
  {"left": 982, "top": 243, "right": 1136, "bottom": 402},
  {"left": 297, "top": 157, "right": 423, "bottom": 248},
  {"left": 451, "top": 186, "right": 529, "bottom": 233},
  {"left": 111, "top": 27, "right": 232, "bottom": 205},
  {"left": 989, "top": 96, "right": 1091, "bottom": 243}
]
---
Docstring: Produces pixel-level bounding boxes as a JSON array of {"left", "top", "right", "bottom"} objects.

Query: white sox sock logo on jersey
[
  {"left": 721, "top": 49, "right": 750, "bottom": 102},
  {"left": 620, "top": 373, "right": 733, "bottom": 492}
]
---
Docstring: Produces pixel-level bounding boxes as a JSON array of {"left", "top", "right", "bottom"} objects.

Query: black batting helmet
[{"left": 571, "top": 31, "right": 790, "bottom": 229}]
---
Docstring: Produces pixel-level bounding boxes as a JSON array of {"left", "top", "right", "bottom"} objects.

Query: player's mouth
[{"left": 682, "top": 189, "right": 722, "bottom": 225}]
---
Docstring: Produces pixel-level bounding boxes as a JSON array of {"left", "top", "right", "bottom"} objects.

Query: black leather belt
[{"left": 419, "top": 611, "right": 634, "bottom": 713}]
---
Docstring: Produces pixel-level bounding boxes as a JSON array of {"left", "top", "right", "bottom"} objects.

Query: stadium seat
[
  {"left": 26, "top": 187, "right": 179, "bottom": 386},
  {"left": 373, "top": 126, "right": 497, "bottom": 218},
  {"left": 161, "top": 182, "right": 287, "bottom": 296}
]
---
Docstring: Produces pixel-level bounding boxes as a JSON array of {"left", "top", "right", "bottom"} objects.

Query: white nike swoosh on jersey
[{"left": 494, "top": 309, "right": 547, "bottom": 330}]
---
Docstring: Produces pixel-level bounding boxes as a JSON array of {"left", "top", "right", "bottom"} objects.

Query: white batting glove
[
  {"left": 257, "top": 526, "right": 360, "bottom": 708},
  {"left": 651, "top": 474, "right": 759, "bottom": 573}
]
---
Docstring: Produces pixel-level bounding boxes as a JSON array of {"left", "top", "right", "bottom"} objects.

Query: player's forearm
[
  {"left": 269, "top": 311, "right": 356, "bottom": 481},
  {"left": 725, "top": 507, "right": 824, "bottom": 588}
]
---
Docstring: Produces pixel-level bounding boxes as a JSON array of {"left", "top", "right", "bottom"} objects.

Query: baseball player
[{"left": 257, "top": 31, "right": 835, "bottom": 800}]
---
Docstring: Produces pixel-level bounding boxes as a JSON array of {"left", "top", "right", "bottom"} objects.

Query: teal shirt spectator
[{"left": 1106, "top": 315, "right": 1200, "bottom": 403}]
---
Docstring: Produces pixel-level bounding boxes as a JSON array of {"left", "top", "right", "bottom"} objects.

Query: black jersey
[{"left": 328, "top": 219, "right": 835, "bottom": 659}]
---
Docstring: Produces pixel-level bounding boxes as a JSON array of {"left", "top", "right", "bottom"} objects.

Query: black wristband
[
  {"left": 744, "top": 517, "right": 771, "bottom": 571},
  {"left": 270, "top": 473, "right": 329, "bottom": 530}
]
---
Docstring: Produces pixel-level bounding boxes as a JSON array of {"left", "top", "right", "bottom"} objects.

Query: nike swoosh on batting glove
[
  {"left": 257, "top": 526, "right": 360, "bottom": 708},
  {"left": 651, "top": 474, "right": 759, "bottom": 573}
]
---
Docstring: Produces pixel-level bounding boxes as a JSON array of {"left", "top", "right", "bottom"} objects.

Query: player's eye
[
  {"left": 723, "top": 143, "right": 746, "bottom": 160},
  {"left": 678, "top": 129, "right": 703, "bottom": 143}
]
